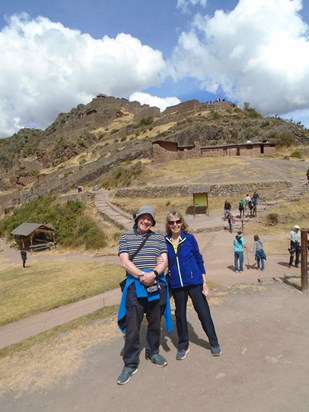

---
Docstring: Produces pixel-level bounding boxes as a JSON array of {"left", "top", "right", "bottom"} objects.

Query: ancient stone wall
[{"left": 115, "top": 181, "right": 291, "bottom": 198}]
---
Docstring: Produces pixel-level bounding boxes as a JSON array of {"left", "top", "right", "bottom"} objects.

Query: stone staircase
[
  {"left": 281, "top": 178, "right": 308, "bottom": 202},
  {"left": 94, "top": 191, "right": 133, "bottom": 231}
]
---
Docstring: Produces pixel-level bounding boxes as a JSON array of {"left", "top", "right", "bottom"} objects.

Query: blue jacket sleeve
[{"left": 191, "top": 234, "right": 206, "bottom": 274}]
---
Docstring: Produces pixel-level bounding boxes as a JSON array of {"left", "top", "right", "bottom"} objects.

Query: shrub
[
  {"left": 246, "top": 108, "right": 261, "bottom": 118},
  {"left": 266, "top": 213, "right": 279, "bottom": 225},
  {"left": 138, "top": 117, "right": 154, "bottom": 127},
  {"left": 290, "top": 150, "right": 302, "bottom": 159},
  {"left": 100, "top": 161, "right": 145, "bottom": 189},
  {"left": 210, "top": 110, "right": 220, "bottom": 119},
  {"left": 276, "top": 132, "right": 297, "bottom": 147}
]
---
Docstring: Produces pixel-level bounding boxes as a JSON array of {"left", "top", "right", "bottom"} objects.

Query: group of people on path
[
  {"left": 232, "top": 231, "right": 267, "bottom": 273},
  {"left": 237, "top": 191, "right": 260, "bottom": 219},
  {"left": 224, "top": 191, "right": 260, "bottom": 234},
  {"left": 116, "top": 205, "right": 221, "bottom": 385}
]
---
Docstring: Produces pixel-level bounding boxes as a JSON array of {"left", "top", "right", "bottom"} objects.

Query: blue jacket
[
  {"left": 233, "top": 235, "right": 246, "bottom": 252},
  {"left": 165, "top": 232, "right": 206, "bottom": 289},
  {"left": 117, "top": 273, "right": 174, "bottom": 333}
]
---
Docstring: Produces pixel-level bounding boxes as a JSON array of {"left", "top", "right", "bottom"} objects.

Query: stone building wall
[{"left": 154, "top": 142, "right": 276, "bottom": 162}]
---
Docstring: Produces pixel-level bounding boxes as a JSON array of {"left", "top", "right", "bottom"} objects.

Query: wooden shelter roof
[
  {"left": 11, "top": 223, "right": 56, "bottom": 237},
  {"left": 188, "top": 185, "right": 210, "bottom": 194}
]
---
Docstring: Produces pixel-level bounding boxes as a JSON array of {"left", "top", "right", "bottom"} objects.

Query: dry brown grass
[
  {"left": 244, "top": 195, "right": 309, "bottom": 253},
  {"left": 0, "top": 309, "right": 119, "bottom": 396}
]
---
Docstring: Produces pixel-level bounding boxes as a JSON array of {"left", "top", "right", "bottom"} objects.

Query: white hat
[{"left": 294, "top": 225, "right": 300, "bottom": 229}]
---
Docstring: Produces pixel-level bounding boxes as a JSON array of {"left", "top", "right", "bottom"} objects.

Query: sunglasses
[{"left": 168, "top": 219, "right": 182, "bottom": 226}]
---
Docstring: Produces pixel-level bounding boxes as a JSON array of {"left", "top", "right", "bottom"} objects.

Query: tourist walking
[
  {"left": 233, "top": 231, "right": 246, "bottom": 272},
  {"left": 20, "top": 248, "right": 27, "bottom": 268},
  {"left": 238, "top": 199, "right": 245, "bottom": 218},
  {"left": 117, "top": 205, "right": 172, "bottom": 385},
  {"left": 227, "top": 214, "right": 236, "bottom": 233},
  {"left": 253, "top": 235, "right": 266, "bottom": 271},
  {"left": 165, "top": 210, "right": 222, "bottom": 360},
  {"left": 288, "top": 225, "right": 301, "bottom": 268},
  {"left": 223, "top": 200, "right": 232, "bottom": 221}
]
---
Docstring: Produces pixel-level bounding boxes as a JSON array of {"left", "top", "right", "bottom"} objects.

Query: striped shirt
[{"left": 118, "top": 229, "right": 167, "bottom": 270}]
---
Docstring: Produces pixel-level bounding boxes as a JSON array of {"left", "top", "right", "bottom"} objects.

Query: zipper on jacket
[{"left": 167, "top": 237, "right": 185, "bottom": 287}]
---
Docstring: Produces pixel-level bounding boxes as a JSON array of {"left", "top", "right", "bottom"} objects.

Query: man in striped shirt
[{"left": 117, "top": 205, "right": 168, "bottom": 385}]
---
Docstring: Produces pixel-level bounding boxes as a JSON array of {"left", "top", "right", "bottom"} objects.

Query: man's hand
[{"left": 140, "top": 271, "right": 157, "bottom": 286}]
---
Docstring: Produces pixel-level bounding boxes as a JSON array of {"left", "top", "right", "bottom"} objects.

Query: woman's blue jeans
[
  {"left": 234, "top": 251, "right": 244, "bottom": 271},
  {"left": 257, "top": 258, "right": 265, "bottom": 270}
]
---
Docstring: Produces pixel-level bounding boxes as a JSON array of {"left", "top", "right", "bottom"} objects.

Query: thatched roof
[{"left": 11, "top": 223, "right": 56, "bottom": 237}]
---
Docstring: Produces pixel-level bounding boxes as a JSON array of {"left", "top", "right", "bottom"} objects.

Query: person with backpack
[
  {"left": 252, "top": 191, "right": 260, "bottom": 205},
  {"left": 233, "top": 231, "right": 246, "bottom": 272},
  {"left": 238, "top": 199, "right": 245, "bottom": 218},
  {"left": 253, "top": 235, "right": 266, "bottom": 271}
]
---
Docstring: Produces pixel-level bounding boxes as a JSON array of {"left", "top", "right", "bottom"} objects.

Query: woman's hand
[{"left": 202, "top": 283, "right": 209, "bottom": 297}]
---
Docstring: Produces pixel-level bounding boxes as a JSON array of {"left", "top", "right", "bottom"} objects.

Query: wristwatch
[{"left": 153, "top": 270, "right": 159, "bottom": 278}]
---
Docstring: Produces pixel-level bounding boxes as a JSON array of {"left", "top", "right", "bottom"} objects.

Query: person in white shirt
[{"left": 288, "top": 225, "right": 301, "bottom": 268}]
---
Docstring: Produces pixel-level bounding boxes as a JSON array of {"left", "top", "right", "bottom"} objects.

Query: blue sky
[{"left": 1, "top": 0, "right": 309, "bottom": 137}]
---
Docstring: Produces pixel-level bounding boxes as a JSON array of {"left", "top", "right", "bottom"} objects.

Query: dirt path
[{"left": 1, "top": 281, "right": 309, "bottom": 412}]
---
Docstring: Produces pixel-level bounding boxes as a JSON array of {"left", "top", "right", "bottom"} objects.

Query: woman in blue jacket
[{"left": 165, "top": 211, "right": 221, "bottom": 360}]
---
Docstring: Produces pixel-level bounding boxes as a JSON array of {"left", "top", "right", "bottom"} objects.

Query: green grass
[
  {"left": 0, "top": 195, "right": 108, "bottom": 249},
  {"left": 0, "top": 261, "right": 124, "bottom": 326}
]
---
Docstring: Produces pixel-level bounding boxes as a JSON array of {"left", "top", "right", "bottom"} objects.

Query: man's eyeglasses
[{"left": 168, "top": 219, "right": 182, "bottom": 226}]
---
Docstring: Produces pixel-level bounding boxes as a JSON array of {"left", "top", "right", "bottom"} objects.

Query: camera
[{"left": 146, "top": 284, "right": 160, "bottom": 293}]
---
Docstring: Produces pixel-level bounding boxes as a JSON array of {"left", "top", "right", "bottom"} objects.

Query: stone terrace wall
[{"left": 115, "top": 181, "right": 291, "bottom": 198}]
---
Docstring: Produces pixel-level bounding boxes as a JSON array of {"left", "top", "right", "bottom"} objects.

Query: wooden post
[{"left": 300, "top": 229, "right": 308, "bottom": 292}]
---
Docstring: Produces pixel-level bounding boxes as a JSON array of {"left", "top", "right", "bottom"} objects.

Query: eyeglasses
[{"left": 168, "top": 219, "right": 182, "bottom": 226}]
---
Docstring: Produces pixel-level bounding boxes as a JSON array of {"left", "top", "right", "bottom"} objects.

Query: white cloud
[
  {"left": 170, "top": 0, "right": 309, "bottom": 117},
  {"left": 281, "top": 108, "right": 309, "bottom": 128},
  {"left": 177, "top": 0, "right": 207, "bottom": 13},
  {"left": 129, "top": 92, "right": 181, "bottom": 112},
  {"left": 0, "top": 14, "right": 166, "bottom": 137}
]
